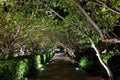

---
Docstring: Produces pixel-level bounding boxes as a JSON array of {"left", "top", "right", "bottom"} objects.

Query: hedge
[
  {"left": 0, "top": 59, "right": 28, "bottom": 80},
  {"left": 0, "top": 52, "right": 54, "bottom": 80}
]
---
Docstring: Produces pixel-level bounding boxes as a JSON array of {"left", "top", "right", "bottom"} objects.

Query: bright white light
[
  {"left": 38, "top": 64, "right": 43, "bottom": 69},
  {"left": 40, "top": 68, "right": 44, "bottom": 71},
  {"left": 75, "top": 67, "right": 80, "bottom": 71}
]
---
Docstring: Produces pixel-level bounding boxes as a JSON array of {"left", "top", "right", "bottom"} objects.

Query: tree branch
[
  {"left": 74, "top": 2, "right": 104, "bottom": 39},
  {"left": 66, "top": 32, "right": 74, "bottom": 49},
  {"left": 101, "top": 38, "right": 120, "bottom": 43},
  {"left": 115, "top": 7, "right": 120, "bottom": 12},
  {"left": 50, "top": 8, "right": 66, "bottom": 21},
  {"left": 54, "top": 42, "right": 76, "bottom": 58},
  {"left": 89, "top": 38, "right": 113, "bottom": 80},
  {"left": 89, "top": 1, "right": 120, "bottom": 14}
]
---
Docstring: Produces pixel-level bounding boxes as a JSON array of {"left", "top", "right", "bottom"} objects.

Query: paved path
[
  {"left": 51, "top": 52, "right": 74, "bottom": 61},
  {"left": 28, "top": 53, "right": 89, "bottom": 80}
]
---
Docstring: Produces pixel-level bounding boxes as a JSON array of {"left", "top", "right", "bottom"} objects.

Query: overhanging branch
[
  {"left": 50, "top": 8, "right": 66, "bottom": 21},
  {"left": 74, "top": 2, "right": 104, "bottom": 39},
  {"left": 96, "top": 0, "right": 120, "bottom": 15},
  {"left": 88, "top": 1, "right": 120, "bottom": 14},
  {"left": 89, "top": 38, "right": 113, "bottom": 80}
]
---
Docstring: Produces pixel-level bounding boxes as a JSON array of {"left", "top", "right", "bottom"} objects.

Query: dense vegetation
[
  {"left": 0, "top": 0, "right": 120, "bottom": 80},
  {"left": 0, "top": 51, "right": 54, "bottom": 80}
]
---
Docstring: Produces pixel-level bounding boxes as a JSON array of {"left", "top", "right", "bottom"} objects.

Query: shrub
[
  {"left": 46, "top": 52, "right": 51, "bottom": 62},
  {"left": 0, "top": 59, "right": 28, "bottom": 80},
  {"left": 50, "top": 52, "right": 55, "bottom": 58},
  {"left": 0, "top": 52, "right": 54, "bottom": 80},
  {"left": 0, "top": 60, "right": 16, "bottom": 80},
  {"left": 34, "top": 55, "right": 43, "bottom": 70},
  {"left": 15, "top": 59, "right": 29, "bottom": 80},
  {"left": 102, "top": 51, "right": 116, "bottom": 63},
  {"left": 9, "top": 52, "right": 19, "bottom": 58},
  {"left": 79, "top": 57, "right": 92, "bottom": 69}
]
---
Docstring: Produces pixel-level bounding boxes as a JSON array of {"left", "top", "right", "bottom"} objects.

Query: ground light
[
  {"left": 75, "top": 67, "right": 80, "bottom": 71},
  {"left": 37, "top": 64, "right": 43, "bottom": 69},
  {"left": 40, "top": 67, "right": 44, "bottom": 71}
]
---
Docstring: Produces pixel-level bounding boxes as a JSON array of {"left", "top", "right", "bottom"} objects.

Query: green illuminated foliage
[
  {"left": 79, "top": 57, "right": 92, "bottom": 68},
  {"left": 34, "top": 55, "right": 43, "bottom": 69}
]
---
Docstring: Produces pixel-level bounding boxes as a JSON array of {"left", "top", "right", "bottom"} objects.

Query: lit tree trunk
[{"left": 89, "top": 38, "right": 113, "bottom": 80}]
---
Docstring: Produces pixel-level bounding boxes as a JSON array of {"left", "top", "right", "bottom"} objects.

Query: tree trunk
[{"left": 89, "top": 39, "right": 113, "bottom": 80}]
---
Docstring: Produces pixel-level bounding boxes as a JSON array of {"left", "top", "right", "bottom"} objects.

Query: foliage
[
  {"left": 102, "top": 51, "right": 116, "bottom": 63},
  {"left": 15, "top": 59, "right": 29, "bottom": 80},
  {"left": 79, "top": 57, "right": 92, "bottom": 68},
  {"left": 0, "top": 0, "right": 119, "bottom": 79},
  {"left": 9, "top": 52, "right": 19, "bottom": 58},
  {"left": 0, "top": 0, "right": 119, "bottom": 58},
  {"left": 0, "top": 0, "right": 55, "bottom": 58},
  {"left": 46, "top": 52, "right": 51, "bottom": 62},
  {"left": 0, "top": 51, "right": 54, "bottom": 80},
  {"left": 34, "top": 55, "right": 43, "bottom": 70},
  {"left": 0, "top": 59, "right": 28, "bottom": 80},
  {"left": 50, "top": 52, "right": 55, "bottom": 59},
  {"left": 33, "top": 52, "right": 55, "bottom": 70},
  {"left": 43, "top": 54, "right": 46, "bottom": 64},
  {"left": 22, "top": 77, "right": 28, "bottom": 80}
]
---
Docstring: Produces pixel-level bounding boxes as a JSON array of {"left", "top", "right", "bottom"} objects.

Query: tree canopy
[{"left": 0, "top": 0, "right": 120, "bottom": 58}]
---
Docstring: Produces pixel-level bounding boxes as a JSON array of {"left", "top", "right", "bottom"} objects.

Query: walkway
[{"left": 28, "top": 53, "right": 89, "bottom": 80}]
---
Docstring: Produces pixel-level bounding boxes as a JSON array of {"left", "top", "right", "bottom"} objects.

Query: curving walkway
[{"left": 28, "top": 52, "right": 90, "bottom": 80}]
